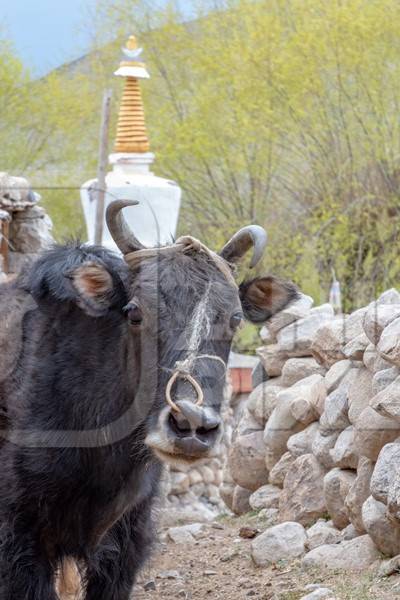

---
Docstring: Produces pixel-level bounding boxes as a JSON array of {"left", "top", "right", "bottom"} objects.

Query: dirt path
[{"left": 133, "top": 513, "right": 400, "bottom": 600}]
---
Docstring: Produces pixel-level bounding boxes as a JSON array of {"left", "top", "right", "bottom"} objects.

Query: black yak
[{"left": 0, "top": 199, "right": 298, "bottom": 599}]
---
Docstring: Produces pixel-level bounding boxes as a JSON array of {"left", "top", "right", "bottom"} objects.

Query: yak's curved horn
[
  {"left": 219, "top": 225, "right": 267, "bottom": 268},
  {"left": 106, "top": 199, "right": 145, "bottom": 254}
]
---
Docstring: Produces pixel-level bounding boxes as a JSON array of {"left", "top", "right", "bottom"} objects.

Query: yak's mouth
[
  {"left": 145, "top": 403, "right": 222, "bottom": 468},
  {"left": 144, "top": 405, "right": 222, "bottom": 468},
  {"left": 149, "top": 446, "right": 211, "bottom": 468},
  {"left": 145, "top": 432, "right": 220, "bottom": 468}
]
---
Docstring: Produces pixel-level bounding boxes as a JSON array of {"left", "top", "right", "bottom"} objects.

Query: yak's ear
[
  {"left": 239, "top": 276, "right": 299, "bottom": 323},
  {"left": 69, "top": 262, "right": 116, "bottom": 317}
]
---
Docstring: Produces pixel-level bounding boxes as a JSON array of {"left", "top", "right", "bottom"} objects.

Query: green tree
[
  {"left": 0, "top": 34, "right": 99, "bottom": 238},
  {"left": 89, "top": 0, "right": 400, "bottom": 310},
  {"left": 4, "top": 1, "right": 400, "bottom": 311}
]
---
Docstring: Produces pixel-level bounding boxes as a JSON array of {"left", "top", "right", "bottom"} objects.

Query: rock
[
  {"left": 206, "top": 483, "right": 221, "bottom": 505},
  {"left": 219, "top": 482, "right": 235, "bottom": 511},
  {"left": 239, "top": 526, "right": 259, "bottom": 539},
  {"left": 189, "top": 469, "right": 203, "bottom": 486},
  {"left": 251, "top": 521, "right": 307, "bottom": 567},
  {"left": 256, "top": 344, "right": 287, "bottom": 377},
  {"left": 228, "top": 432, "right": 268, "bottom": 491},
  {"left": 169, "top": 472, "right": 190, "bottom": 495},
  {"left": 345, "top": 457, "right": 374, "bottom": 533},
  {"left": 347, "top": 368, "right": 373, "bottom": 425},
  {"left": 0, "top": 209, "right": 11, "bottom": 225},
  {"left": 220, "top": 548, "right": 240, "bottom": 563},
  {"left": 306, "top": 520, "right": 342, "bottom": 550},
  {"left": 372, "top": 366, "right": 399, "bottom": 395},
  {"left": 325, "top": 360, "right": 353, "bottom": 393},
  {"left": 8, "top": 251, "right": 37, "bottom": 274},
  {"left": 342, "top": 333, "right": 369, "bottom": 361},
  {"left": 9, "top": 206, "right": 53, "bottom": 253},
  {"left": 288, "top": 395, "right": 318, "bottom": 428},
  {"left": 363, "top": 303, "right": 400, "bottom": 345},
  {"left": 354, "top": 407, "right": 400, "bottom": 461},
  {"left": 313, "top": 309, "right": 366, "bottom": 367},
  {"left": 247, "top": 382, "right": 283, "bottom": 426},
  {"left": 276, "top": 304, "right": 334, "bottom": 358},
  {"left": 341, "top": 524, "right": 360, "bottom": 540},
  {"left": 203, "top": 464, "right": 221, "bottom": 485},
  {"left": 362, "top": 496, "right": 400, "bottom": 556},
  {"left": 329, "top": 426, "right": 358, "bottom": 469},
  {"left": 265, "top": 294, "right": 314, "bottom": 335},
  {"left": 199, "top": 465, "right": 215, "bottom": 484},
  {"left": 303, "top": 585, "right": 335, "bottom": 593},
  {"left": 311, "top": 317, "right": 348, "bottom": 367},
  {"left": 281, "top": 357, "right": 325, "bottom": 387},
  {"left": 312, "top": 429, "right": 340, "bottom": 469},
  {"left": 231, "top": 485, "right": 252, "bottom": 515},
  {"left": 378, "top": 554, "right": 400, "bottom": 577},
  {"left": 211, "top": 522, "right": 224, "bottom": 530},
  {"left": 364, "top": 343, "right": 391, "bottom": 373},
  {"left": 347, "top": 307, "right": 369, "bottom": 333},
  {"left": 387, "top": 468, "right": 400, "bottom": 521},
  {"left": 302, "top": 535, "right": 380, "bottom": 571},
  {"left": 319, "top": 385, "right": 350, "bottom": 434},
  {"left": 323, "top": 468, "right": 356, "bottom": 529},
  {"left": 299, "top": 589, "right": 336, "bottom": 600},
  {"left": 0, "top": 172, "right": 36, "bottom": 208},
  {"left": 159, "top": 501, "right": 216, "bottom": 526},
  {"left": 236, "top": 410, "right": 264, "bottom": 436},
  {"left": 269, "top": 452, "right": 295, "bottom": 488},
  {"left": 212, "top": 463, "right": 224, "bottom": 484},
  {"left": 279, "top": 454, "right": 327, "bottom": 526},
  {"left": 259, "top": 326, "right": 276, "bottom": 344},
  {"left": 157, "top": 570, "right": 182, "bottom": 580},
  {"left": 167, "top": 523, "right": 205, "bottom": 544},
  {"left": 377, "top": 289, "right": 400, "bottom": 305},
  {"left": 287, "top": 422, "right": 319, "bottom": 458},
  {"left": 249, "top": 484, "right": 281, "bottom": 511},
  {"left": 378, "top": 317, "right": 400, "bottom": 367},
  {"left": 370, "top": 443, "right": 400, "bottom": 504},
  {"left": 371, "top": 376, "right": 400, "bottom": 423},
  {"left": 264, "top": 396, "right": 304, "bottom": 470},
  {"left": 252, "top": 360, "right": 269, "bottom": 387},
  {"left": 143, "top": 579, "right": 156, "bottom": 591},
  {"left": 258, "top": 507, "right": 279, "bottom": 526},
  {"left": 289, "top": 374, "right": 327, "bottom": 423}
]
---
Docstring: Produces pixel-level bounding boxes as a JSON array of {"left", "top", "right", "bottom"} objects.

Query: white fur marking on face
[{"left": 175, "top": 283, "right": 212, "bottom": 374}]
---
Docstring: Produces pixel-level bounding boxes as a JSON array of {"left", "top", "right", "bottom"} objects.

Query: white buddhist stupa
[{"left": 81, "top": 35, "right": 182, "bottom": 250}]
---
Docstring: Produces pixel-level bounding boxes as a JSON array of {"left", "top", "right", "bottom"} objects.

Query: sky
[
  {"left": 1, "top": 0, "right": 195, "bottom": 76},
  {"left": 2, "top": 0, "right": 105, "bottom": 76}
]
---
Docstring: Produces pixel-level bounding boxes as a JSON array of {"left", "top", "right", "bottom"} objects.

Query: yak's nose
[{"left": 167, "top": 400, "right": 221, "bottom": 455}]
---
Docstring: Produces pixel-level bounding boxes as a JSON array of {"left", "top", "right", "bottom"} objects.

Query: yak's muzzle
[{"left": 145, "top": 400, "right": 222, "bottom": 466}]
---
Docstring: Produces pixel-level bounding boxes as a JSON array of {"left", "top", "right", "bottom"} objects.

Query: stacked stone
[
  {"left": 160, "top": 458, "right": 225, "bottom": 525},
  {"left": 8, "top": 205, "right": 54, "bottom": 273},
  {"left": 160, "top": 385, "right": 237, "bottom": 524},
  {"left": 0, "top": 173, "right": 53, "bottom": 276},
  {"left": 221, "top": 287, "right": 400, "bottom": 570}
]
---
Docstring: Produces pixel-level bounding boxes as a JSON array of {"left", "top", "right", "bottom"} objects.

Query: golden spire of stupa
[{"left": 114, "top": 35, "right": 150, "bottom": 154}]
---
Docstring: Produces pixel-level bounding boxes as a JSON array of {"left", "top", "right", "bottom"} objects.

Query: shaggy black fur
[{"left": 0, "top": 243, "right": 298, "bottom": 599}]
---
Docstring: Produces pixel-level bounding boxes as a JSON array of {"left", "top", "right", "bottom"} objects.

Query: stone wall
[
  {"left": 0, "top": 173, "right": 53, "bottom": 277},
  {"left": 160, "top": 385, "right": 242, "bottom": 524},
  {"left": 160, "top": 458, "right": 225, "bottom": 525},
  {"left": 221, "top": 288, "right": 400, "bottom": 569}
]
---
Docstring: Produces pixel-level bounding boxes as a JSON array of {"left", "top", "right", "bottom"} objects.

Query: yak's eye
[
  {"left": 230, "top": 311, "right": 244, "bottom": 331},
  {"left": 124, "top": 302, "right": 143, "bottom": 325}
]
